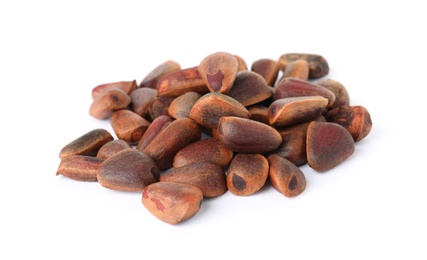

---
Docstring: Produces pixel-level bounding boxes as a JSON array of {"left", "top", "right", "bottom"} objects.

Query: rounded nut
[
  {"left": 226, "top": 153, "right": 269, "bottom": 196},
  {"left": 97, "top": 148, "right": 159, "bottom": 192},
  {"left": 142, "top": 182, "right": 203, "bottom": 225}
]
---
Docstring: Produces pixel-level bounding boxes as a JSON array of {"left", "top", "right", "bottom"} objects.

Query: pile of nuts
[{"left": 56, "top": 52, "right": 372, "bottom": 225}]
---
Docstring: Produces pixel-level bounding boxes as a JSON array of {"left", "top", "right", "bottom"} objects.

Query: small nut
[
  {"left": 97, "top": 148, "right": 159, "bottom": 192},
  {"left": 56, "top": 155, "right": 103, "bottom": 182},
  {"left": 91, "top": 80, "right": 137, "bottom": 100},
  {"left": 278, "top": 53, "right": 329, "bottom": 79},
  {"left": 142, "top": 118, "right": 201, "bottom": 170},
  {"left": 217, "top": 116, "right": 282, "bottom": 153},
  {"left": 189, "top": 92, "right": 250, "bottom": 129},
  {"left": 97, "top": 139, "right": 131, "bottom": 159},
  {"left": 267, "top": 154, "right": 306, "bottom": 197},
  {"left": 59, "top": 128, "right": 114, "bottom": 159},
  {"left": 198, "top": 52, "right": 238, "bottom": 94},
  {"left": 89, "top": 89, "right": 131, "bottom": 119},
  {"left": 142, "top": 182, "right": 203, "bottom": 225},
  {"left": 306, "top": 121, "right": 355, "bottom": 172},
  {"left": 274, "top": 77, "right": 336, "bottom": 108},
  {"left": 325, "top": 105, "right": 372, "bottom": 142},
  {"left": 173, "top": 137, "right": 234, "bottom": 168},
  {"left": 160, "top": 161, "right": 227, "bottom": 198},
  {"left": 156, "top": 66, "right": 209, "bottom": 97},
  {"left": 110, "top": 109, "right": 151, "bottom": 145},
  {"left": 139, "top": 60, "right": 181, "bottom": 89},
  {"left": 226, "top": 153, "right": 269, "bottom": 196},
  {"left": 268, "top": 96, "right": 328, "bottom": 127},
  {"left": 226, "top": 70, "right": 271, "bottom": 107},
  {"left": 251, "top": 58, "right": 280, "bottom": 86}
]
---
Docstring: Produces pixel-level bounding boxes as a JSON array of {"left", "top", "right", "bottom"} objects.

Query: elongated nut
[
  {"left": 251, "top": 58, "right": 280, "bottom": 86},
  {"left": 59, "top": 128, "right": 114, "bottom": 159},
  {"left": 97, "top": 148, "right": 159, "bottom": 192},
  {"left": 268, "top": 96, "right": 328, "bottom": 127},
  {"left": 316, "top": 78, "right": 350, "bottom": 108},
  {"left": 217, "top": 116, "right": 282, "bottom": 153},
  {"left": 96, "top": 139, "right": 131, "bottom": 159},
  {"left": 226, "top": 70, "right": 271, "bottom": 107},
  {"left": 143, "top": 118, "right": 201, "bottom": 170},
  {"left": 168, "top": 92, "right": 201, "bottom": 119},
  {"left": 160, "top": 161, "right": 227, "bottom": 197},
  {"left": 139, "top": 60, "right": 181, "bottom": 88},
  {"left": 274, "top": 77, "right": 336, "bottom": 108},
  {"left": 280, "top": 59, "right": 309, "bottom": 81},
  {"left": 110, "top": 109, "right": 151, "bottom": 145},
  {"left": 198, "top": 52, "right": 238, "bottom": 94},
  {"left": 325, "top": 105, "right": 372, "bottom": 142},
  {"left": 129, "top": 87, "right": 157, "bottom": 118},
  {"left": 173, "top": 137, "right": 234, "bottom": 168},
  {"left": 267, "top": 154, "right": 306, "bottom": 197},
  {"left": 136, "top": 115, "right": 173, "bottom": 151},
  {"left": 91, "top": 80, "right": 137, "bottom": 100},
  {"left": 156, "top": 66, "right": 209, "bottom": 97},
  {"left": 56, "top": 155, "right": 103, "bottom": 181},
  {"left": 189, "top": 92, "right": 250, "bottom": 129},
  {"left": 226, "top": 153, "right": 269, "bottom": 196},
  {"left": 89, "top": 88, "right": 131, "bottom": 119},
  {"left": 142, "top": 182, "right": 203, "bottom": 225},
  {"left": 278, "top": 53, "right": 329, "bottom": 79},
  {"left": 306, "top": 121, "right": 355, "bottom": 172}
]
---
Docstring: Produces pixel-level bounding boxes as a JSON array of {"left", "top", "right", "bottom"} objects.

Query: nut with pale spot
[{"left": 142, "top": 182, "right": 203, "bottom": 225}]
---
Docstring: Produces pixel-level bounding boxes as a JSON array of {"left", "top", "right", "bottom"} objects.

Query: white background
[{"left": 1, "top": 0, "right": 426, "bottom": 259}]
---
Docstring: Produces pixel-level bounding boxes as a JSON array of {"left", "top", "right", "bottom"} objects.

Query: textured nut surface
[
  {"left": 168, "top": 92, "right": 201, "bottom": 119},
  {"left": 89, "top": 88, "right": 132, "bottom": 119},
  {"left": 96, "top": 139, "right": 131, "bottom": 159},
  {"left": 160, "top": 161, "right": 227, "bottom": 197},
  {"left": 148, "top": 96, "right": 175, "bottom": 120},
  {"left": 91, "top": 80, "right": 137, "bottom": 100},
  {"left": 142, "top": 118, "right": 201, "bottom": 170},
  {"left": 173, "top": 137, "right": 234, "bottom": 168},
  {"left": 139, "top": 60, "right": 181, "bottom": 89},
  {"left": 250, "top": 58, "right": 280, "bottom": 86},
  {"left": 56, "top": 155, "right": 103, "bottom": 181},
  {"left": 226, "top": 70, "right": 271, "bottom": 107},
  {"left": 274, "top": 77, "right": 336, "bottom": 108},
  {"left": 135, "top": 115, "right": 173, "bottom": 151},
  {"left": 129, "top": 87, "right": 157, "bottom": 118},
  {"left": 306, "top": 121, "right": 355, "bottom": 172},
  {"left": 325, "top": 105, "right": 372, "bottom": 142},
  {"left": 59, "top": 128, "right": 114, "bottom": 159},
  {"left": 189, "top": 92, "right": 250, "bottom": 129},
  {"left": 156, "top": 66, "right": 209, "bottom": 97},
  {"left": 278, "top": 53, "right": 329, "bottom": 79},
  {"left": 268, "top": 96, "right": 328, "bottom": 127},
  {"left": 110, "top": 109, "right": 151, "bottom": 145},
  {"left": 267, "top": 154, "right": 306, "bottom": 197},
  {"left": 198, "top": 52, "right": 238, "bottom": 94},
  {"left": 226, "top": 153, "right": 269, "bottom": 196},
  {"left": 316, "top": 78, "right": 350, "bottom": 108},
  {"left": 142, "top": 182, "right": 203, "bottom": 225},
  {"left": 269, "top": 116, "right": 326, "bottom": 166},
  {"left": 281, "top": 59, "right": 309, "bottom": 81},
  {"left": 97, "top": 148, "right": 159, "bottom": 191},
  {"left": 217, "top": 116, "right": 282, "bottom": 153}
]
